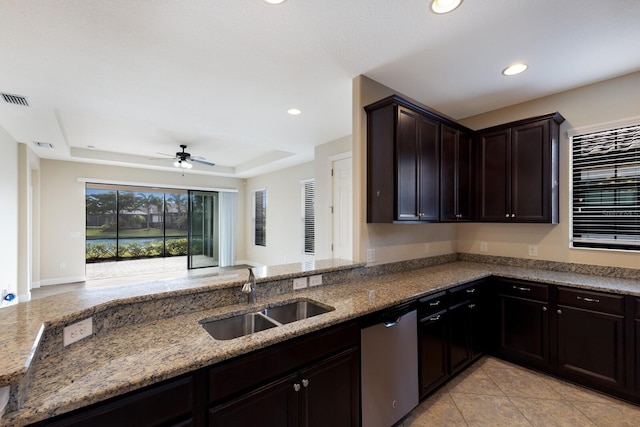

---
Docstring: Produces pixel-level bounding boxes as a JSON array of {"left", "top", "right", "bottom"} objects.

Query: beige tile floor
[{"left": 401, "top": 356, "right": 640, "bottom": 427}]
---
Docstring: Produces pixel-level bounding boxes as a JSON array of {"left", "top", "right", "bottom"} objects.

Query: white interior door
[{"left": 332, "top": 156, "right": 352, "bottom": 260}]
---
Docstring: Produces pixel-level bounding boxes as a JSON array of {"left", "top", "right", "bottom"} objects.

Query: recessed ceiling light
[
  {"left": 430, "top": 0, "right": 463, "bottom": 14},
  {"left": 264, "top": 0, "right": 286, "bottom": 4},
  {"left": 502, "top": 63, "right": 529, "bottom": 76},
  {"left": 287, "top": 108, "right": 302, "bottom": 116}
]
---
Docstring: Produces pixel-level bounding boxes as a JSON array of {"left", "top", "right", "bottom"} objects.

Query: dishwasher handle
[{"left": 384, "top": 317, "right": 402, "bottom": 327}]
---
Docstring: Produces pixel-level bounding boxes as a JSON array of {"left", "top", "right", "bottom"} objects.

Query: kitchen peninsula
[{"left": 2, "top": 254, "right": 640, "bottom": 426}]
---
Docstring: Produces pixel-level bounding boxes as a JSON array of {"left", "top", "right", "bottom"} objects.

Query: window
[
  {"left": 253, "top": 189, "right": 267, "bottom": 246},
  {"left": 571, "top": 122, "right": 640, "bottom": 251},
  {"left": 302, "top": 180, "right": 315, "bottom": 254}
]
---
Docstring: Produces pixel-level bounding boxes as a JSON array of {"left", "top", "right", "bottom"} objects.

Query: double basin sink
[{"left": 200, "top": 300, "right": 334, "bottom": 340}]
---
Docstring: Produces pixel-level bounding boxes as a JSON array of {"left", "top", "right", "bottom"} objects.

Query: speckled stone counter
[{"left": 2, "top": 256, "right": 640, "bottom": 426}]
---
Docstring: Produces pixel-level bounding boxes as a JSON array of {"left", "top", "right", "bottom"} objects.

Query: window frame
[
  {"left": 569, "top": 117, "right": 640, "bottom": 252},
  {"left": 301, "top": 179, "right": 315, "bottom": 255},
  {"left": 252, "top": 188, "right": 267, "bottom": 247}
]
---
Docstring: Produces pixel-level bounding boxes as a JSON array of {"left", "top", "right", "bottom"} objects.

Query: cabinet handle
[
  {"left": 429, "top": 314, "right": 441, "bottom": 322},
  {"left": 302, "top": 379, "right": 309, "bottom": 388},
  {"left": 429, "top": 301, "right": 441, "bottom": 306},
  {"left": 505, "top": 214, "right": 510, "bottom": 218},
  {"left": 468, "top": 303, "right": 476, "bottom": 309},
  {"left": 542, "top": 306, "right": 547, "bottom": 312},
  {"left": 511, "top": 213, "right": 515, "bottom": 218},
  {"left": 293, "top": 383, "right": 301, "bottom": 392},
  {"left": 557, "top": 309, "right": 563, "bottom": 315},
  {"left": 577, "top": 296, "right": 600, "bottom": 303},
  {"left": 466, "top": 288, "right": 476, "bottom": 294},
  {"left": 512, "top": 285, "right": 531, "bottom": 292}
]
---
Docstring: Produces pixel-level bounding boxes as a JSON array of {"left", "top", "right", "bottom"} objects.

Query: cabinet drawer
[
  {"left": 449, "top": 281, "right": 483, "bottom": 304},
  {"left": 497, "top": 279, "right": 548, "bottom": 301},
  {"left": 558, "top": 287, "right": 624, "bottom": 315},
  {"left": 419, "top": 291, "right": 447, "bottom": 316}
]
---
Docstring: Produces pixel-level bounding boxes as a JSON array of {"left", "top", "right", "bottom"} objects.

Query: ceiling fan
[{"left": 155, "top": 144, "right": 215, "bottom": 170}]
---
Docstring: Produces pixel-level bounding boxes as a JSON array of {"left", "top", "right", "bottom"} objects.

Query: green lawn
[{"left": 86, "top": 228, "right": 187, "bottom": 238}]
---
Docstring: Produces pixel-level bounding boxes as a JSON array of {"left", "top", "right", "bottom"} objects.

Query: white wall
[
  {"left": 456, "top": 71, "right": 640, "bottom": 270},
  {"left": 353, "top": 75, "right": 458, "bottom": 264},
  {"left": 0, "top": 127, "right": 18, "bottom": 307},
  {"left": 244, "top": 162, "right": 315, "bottom": 266},
  {"left": 39, "top": 160, "right": 245, "bottom": 285}
]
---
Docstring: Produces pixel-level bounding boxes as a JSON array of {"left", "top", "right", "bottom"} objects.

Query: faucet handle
[{"left": 241, "top": 281, "right": 252, "bottom": 293}]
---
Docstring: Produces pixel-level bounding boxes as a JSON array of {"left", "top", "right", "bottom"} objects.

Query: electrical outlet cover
[
  {"left": 309, "top": 274, "right": 323, "bottom": 287},
  {"left": 63, "top": 317, "right": 93, "bottom": 346},
  {"left": 293, "top": 277, "right": 307, "bottom": 290}
]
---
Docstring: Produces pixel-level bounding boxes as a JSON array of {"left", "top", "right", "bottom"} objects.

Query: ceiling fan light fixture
[
  {"left": 502, "top": 63, "right": 529, "bottom": 76},
  {"left": 173, "top": 160, "right": 181, "bottom": 168},
  {"left": 430, "top": 0, "right": 463, "bottom": 14}
]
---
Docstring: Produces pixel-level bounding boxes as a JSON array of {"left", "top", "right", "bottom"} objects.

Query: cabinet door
[
  {"left": 209, "top": 373, "right": 298, "bottom": 427},
  {"left": 417, "top": 115, "right": 439, "bottom": 221},
  {"left": 396, "top": 106, "right": 420, "bottom": 221},
  {"left": 477, "top": 128, "right": 511, "bottom": 221},
  {"left": 557, "top": 305, "right": 625, "bottom": 392},
  {"left": 511, "top": 119, "right": 551, "bottom": 222},
  {"left": 440, "top": 126, "right": 472, "bottom": 221},
  {"left": 299, "top": 348, "right": 359, "bottom": 427},
  {"left": 449, "top": 300, "right": 473, "bottom": 375},
  {"left": 418, "top": 310, "right": 449, "bottom": 399},
  {"left": 498, "top": 295, "right": 549, "bottom": 368},
  {"left": 45, "top": 376, "right": 195, "bottom": 427}
]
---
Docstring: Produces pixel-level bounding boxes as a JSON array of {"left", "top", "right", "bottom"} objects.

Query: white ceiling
[{"left": 1, "top": 0, "right": 639, "bottom": 178}]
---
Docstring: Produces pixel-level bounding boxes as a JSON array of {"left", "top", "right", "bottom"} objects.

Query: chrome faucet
[{"left": 241, "top": 268, "right": 257, "bottom": 304}]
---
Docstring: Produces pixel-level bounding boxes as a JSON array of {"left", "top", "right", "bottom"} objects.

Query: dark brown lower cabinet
[
  {"left": 35, "top": 375, "right": 199, "bottom": 427},
  {"left": 419, "top": 308, "right": 448, "bottom": 398},
  {"left": 209, "top": 348, "right": 358, "bottom": 427},
  {"left": 498, "top": 294, "right": 550, "bottom": 368}
]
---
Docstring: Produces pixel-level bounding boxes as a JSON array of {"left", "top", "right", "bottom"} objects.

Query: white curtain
[{"left": 218, "top": 192, "right": 237, "bottom": 267}]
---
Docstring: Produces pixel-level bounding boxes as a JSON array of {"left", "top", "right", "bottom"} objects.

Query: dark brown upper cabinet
[
  {"left": 440, "top": 124, "right": 474, "bottom": 221},
  {"left": 475, "top": 113, "right": 565, "bottom": 223},
  {"left": 366, "top": 96, "right": 466, "bottom": 223},
  {"left": 365, "top": 95, "right": 564, "bottom": 224}
]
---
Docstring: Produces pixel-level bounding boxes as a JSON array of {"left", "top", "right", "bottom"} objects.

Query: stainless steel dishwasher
[{"left": 361, "top": 302, "right": 418, "bottom": 427}]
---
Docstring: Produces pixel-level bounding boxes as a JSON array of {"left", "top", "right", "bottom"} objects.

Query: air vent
[
  {"left": 33, "top": 141, "right": 54, "bottom": 148},
  {"left": 1, "top": 93, "right": 29, "bottom": 106}
]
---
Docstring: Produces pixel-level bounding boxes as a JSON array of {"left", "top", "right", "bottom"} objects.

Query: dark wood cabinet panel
[
  {"left": 417, "top": 114, "right": 440, "bottom": 221},
  {"left": 209, "top": 373, "right": 298, "bottom": 427},
  {"left": 476, "top": 113, "right": 564, "bottom": 223},
  {"left": 397, "top": 106, "right": 421, "bottom": 221},
  {"left": 300, "top": 349, "right": 359, "bottom": 427},
  {"left": 497, "top": 295, "right": 550, "bottom": 368},
  {"left": 42, "top": 376, "right": 197, "bottom": 427},
  {"left": 477, "top": 128, "right": 511, "bottom": 221},
  {"left": 418, "top": 309, "right": 449, "bottom": 399},
  {"left": 556, "top": 305, "right": 626, "bottom": 392},
  {"left": 449, "top": 301, "right": 474, "bottom": 375},
  {"left": 441, "top": 124, "right": 473, "bottom": 221}
]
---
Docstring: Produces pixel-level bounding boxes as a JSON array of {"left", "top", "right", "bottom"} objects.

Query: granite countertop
[{"left": 3, "top": 259, "right": 640, "bottom": 426}]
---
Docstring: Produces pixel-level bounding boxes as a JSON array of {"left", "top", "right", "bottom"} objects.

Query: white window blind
[
  {"left": 571, "top": 123, "right": 640, "bottom": 250},
  {"left": 253, "top": 189, "right": 266, "bottom": 247},
  {"left": 302, "top": 180, "right": 315, "bottom": 255}
]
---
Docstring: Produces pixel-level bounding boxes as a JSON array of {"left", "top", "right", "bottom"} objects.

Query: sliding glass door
[{"left": 188, "top": 191, "right": 219, "bottom": 269}]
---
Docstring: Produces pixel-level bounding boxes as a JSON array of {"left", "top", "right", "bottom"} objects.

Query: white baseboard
[
  {"left": 31, "top": 281, "right": 41, "bottom": 289},
  {"left": 39, "top": 276, "right": 86, "bottom": 286}
]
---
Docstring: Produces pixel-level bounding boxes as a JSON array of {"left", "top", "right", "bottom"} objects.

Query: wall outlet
[
  {"left": 366, "top": 248, "right": 376, "bottom": 263},
  {"left": 480, "top": 242, "right": 488, "bottom": 253},
  {"left": 293, "top": 277, "right": 307, "bottom": 290},
  {"left": 309, "top": 274, "right": 323, "bottom": 287},
  {"left": 63, "top": 317, "right": 93, "bottom": 347},
  {"left": 529, "top": 245, "right": 538, "bottom": 256}
]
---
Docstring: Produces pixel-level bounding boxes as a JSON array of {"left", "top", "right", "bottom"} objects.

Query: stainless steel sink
[
  {"left": 200, "top": 300, "right": 334, "bottom": 340},
  {"left": 261, "top": 300, "right": 333, "bottom": 325},
  {"left": 200, "top": 312, "right": 278, "bottom": 340}
]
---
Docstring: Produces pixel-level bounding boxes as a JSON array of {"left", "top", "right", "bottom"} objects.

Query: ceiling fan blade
[
  {"left": 190, "top": 155, "right": 206, "bottom": 160},
  {"left": 155, "top": 152, "right": 177, "bottom": 158},
  {"left": 191, "top": 158, "right": 216, "bottom": 167}
]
